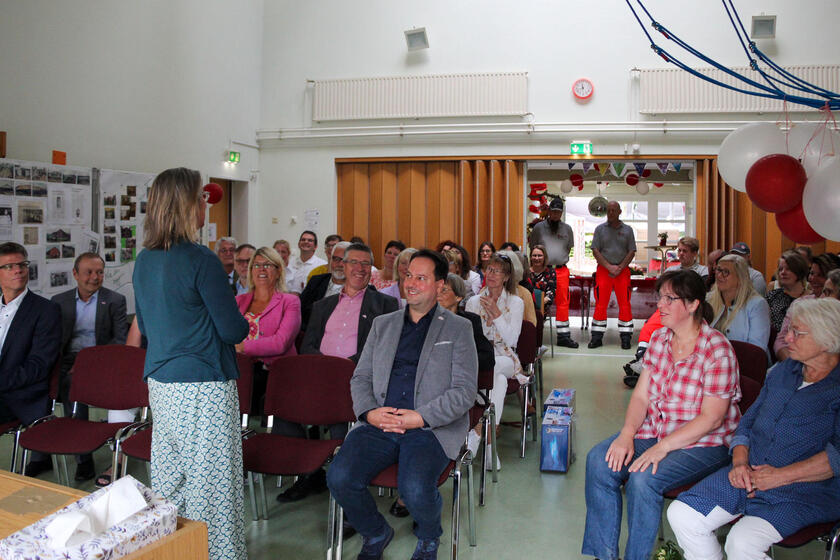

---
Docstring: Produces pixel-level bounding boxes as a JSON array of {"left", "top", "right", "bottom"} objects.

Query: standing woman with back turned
[{"left": 133, "top": 168, "right": 249, "bottom": 560}]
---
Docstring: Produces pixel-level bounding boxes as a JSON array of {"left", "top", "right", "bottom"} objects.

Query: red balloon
[
  {"left": 653, "top": 182, "right": 664, "bottom": 187},
  {"left": 642, "top": 169, "right": 652, "bottom": 177},
  {"left": 775, "top": 202, "right": 824, "bottom": 244},
  {"left": 745, "top": 154, "right": 806, "bottom": 213},
  {"left": 202, "top": 183, "right": 223, "bottom": 204},
  {"left": 625, "top": 173, "right": 639, "bottom": 186},
  {"left": 569, "top": 173, "right": 584, "bottom": 187}
]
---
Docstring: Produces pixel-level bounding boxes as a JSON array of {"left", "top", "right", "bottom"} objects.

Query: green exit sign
[
  {"left": 570, "top": 141, "right": 593, "bottom": 155},
  {"left": 228, "top": 151, "right": 241, "bottom": 163}
]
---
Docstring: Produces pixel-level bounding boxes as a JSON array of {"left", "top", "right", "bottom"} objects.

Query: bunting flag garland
[
  {"left": 582, "top": 162, "right": 593, "bottom": 173},
  {"left": 613, "top": 163, "right": 626, "bottom": 176},
  {"left": 593, "top": 163, "right": 604, "bottom": 174},
  {"left": 633, "top": 162, "right": 646, "bottom": 175},
  {"left": 673, "top": 163, "right": 682, "bottom": 173},
  {"left": 658, "top": 163, "right": 670, "bottom": 174}
]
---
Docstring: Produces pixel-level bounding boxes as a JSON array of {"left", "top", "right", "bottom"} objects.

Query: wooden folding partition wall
[
  {"left": 696, "top": 157, "right": 840, "bottom": 277},
  {"left": 336, "top": 159, "right": 523, "bottom": 269}
]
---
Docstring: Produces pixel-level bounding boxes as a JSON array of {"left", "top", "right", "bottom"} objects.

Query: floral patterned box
[{"left": 0, "top": 476, "right": 177, "bottom": 560}]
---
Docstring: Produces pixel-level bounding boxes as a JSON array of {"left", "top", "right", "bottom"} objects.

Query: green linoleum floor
[{"left": 0, "top": 321, "right": 825, "bottom": 559}]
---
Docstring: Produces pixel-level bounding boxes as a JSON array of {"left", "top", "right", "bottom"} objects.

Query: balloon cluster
[
  {"left": 624, "top": 172, "right": 650, "bottom": 195},
  {"left": 718, "top": 122, "right": 840, "bottom": 243}
]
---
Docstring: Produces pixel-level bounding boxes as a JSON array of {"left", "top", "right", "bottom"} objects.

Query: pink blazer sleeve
[{"left": 241, "top": 293, "right": 301, "bottom": 362}]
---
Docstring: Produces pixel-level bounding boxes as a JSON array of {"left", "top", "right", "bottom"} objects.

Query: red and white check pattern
[{"left": 638, "top": 323, "right": 741, "bottom": 448}]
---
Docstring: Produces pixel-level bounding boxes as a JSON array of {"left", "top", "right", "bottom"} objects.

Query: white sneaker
[
  {"left": 538, "top": 345, "right": 548, "bottom": 358},
  {"left": 466, "top": 430, "right": 481, "bottom": 458},
  {"left": 485, "top": 444, "right": 500, "bottom": 471}
]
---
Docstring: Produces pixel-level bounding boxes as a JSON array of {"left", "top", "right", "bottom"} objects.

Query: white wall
[
  {"left": 256, "top": 0, "right": 840, "bottom": 247},
  {"left": 0, "top": 0, "right": 265, "bottom": 241},
  {"left": 2, "top": 1, "right": 837, "bottom": 250}
]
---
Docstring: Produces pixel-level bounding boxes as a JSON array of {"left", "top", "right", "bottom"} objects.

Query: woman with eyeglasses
[
  {"left": 774, "top": 253, "right": 840, "bottom": 362},
  {"left": 474, "top": 241, "right": 496, "bottom": 284},
  {"left": 133, "top": 167, "right": 249, "bottom": 560},
  {"left": 466, "top": 252, "right": 525, "bottom": 469},
  {"left": 583, "top": 269, "right": 740, "bottom": 560},
  {"left": 765, "top": 250, "right": 810, "bottom": 332},
  {"left": 707, "top": 254, "right": 771, "bottom": 352},
  {"left": 669, "top": 297, "right": 840, "bottom": 560}
]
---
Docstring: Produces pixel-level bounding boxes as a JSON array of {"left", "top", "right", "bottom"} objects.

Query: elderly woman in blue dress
[{"left": 668, "top": 297, "right": 840, "bottom": 560}]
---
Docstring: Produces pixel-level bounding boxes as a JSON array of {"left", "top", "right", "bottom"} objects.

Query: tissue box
[
  {"left": 540, "top": 407, "right": 576, "bottom": 473},
  {"left": 0, "top": 476, "right": 177, "bottom": 560},
  {"left": 544, "top": 388, "right": 576, "bottom": 413}
]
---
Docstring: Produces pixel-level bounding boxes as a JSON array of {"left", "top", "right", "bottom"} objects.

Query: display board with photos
[
  {"left": 0, "top": 158, "right": 94, "bottom": 298},
  {"left": 98, "top": 168, "right": 154, "bottom": 314}
]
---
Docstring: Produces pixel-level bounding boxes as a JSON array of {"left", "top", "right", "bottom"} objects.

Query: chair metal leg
[
  {"left": 537, "top": 357, "right": 544, "bottom": 405},
  {"left": 51, "top": 456, "right": 61, "bottom": 485},
  {"left": 465, "top": 454, "right": 476, "bottom": 547},
  {"left": 520, "top": 380, "right": 530, "bottom": 458},
  {"left": 20, "top": 449, "right": 30, "bottom": 476},
  {"left": 478, "top": 411, "right": 488, "bottom": 506},
  {"left": 488, "top": 405, "right": 499, "bottom": 482},
  {"left": 827, "top": 525, "right": 840, "bottom": 560},
  {"left": 257, "top": 473, "right": 269, "bottom": 520},
  {"left": 327, "top": 495, "right": 337, "bottom": 560},
  {"left": 450, "top": 467, "right": 461, "bottom": 560},
  {"left": 10, "top": 429, "right": 21, "bottom": 474},
  {"left": 121, "top": 456, "right": 130, "bottom": 478},
  {"left": 247, "top": 472, "right": 259, "bottom": 521}
]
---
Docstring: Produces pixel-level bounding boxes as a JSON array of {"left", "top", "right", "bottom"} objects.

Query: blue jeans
[
  {"left": 327, "top": 424, "right": 449, "bottom": 540},
  {"left": 581, "top": 432, "right": 730, "bottom": 560}
]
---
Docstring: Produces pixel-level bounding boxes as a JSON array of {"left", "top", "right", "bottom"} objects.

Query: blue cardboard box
[
  {"left": 540, "top": 407, "right": 575, "bottom": 473},
  {"left": 544, "top": 388, "right": 576, "bottom": 413}
]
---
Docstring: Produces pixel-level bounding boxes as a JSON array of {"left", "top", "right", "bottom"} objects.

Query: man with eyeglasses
[
  {"left": 0, "top": 242, "right": 62, "bottom": 477},
  {"left": 299, "top": 241, "right": 350, "bottom": 332},
  {"left": 285, "top": 243, "right": 399, "bottom": 506},
  {"left": 232, "top": 243, "right": 255, "bottom": 296},
  {"left": 52, "top": 252, "right": 129, "bottom": 481},
  {"left": 306, "top": 233, "right": 343, "bottom": 283},
  {"left": 590, "top": 200, "right": 637, "bottom": 350},
  {"left": 529, "top": 196, "right": 579, "bottom": 348},
  {"left": 285, "top": 230, "right": 327, "bottom": 294},
  {"left": 215, "top": 237, "right": 238, "bottom": 292}
]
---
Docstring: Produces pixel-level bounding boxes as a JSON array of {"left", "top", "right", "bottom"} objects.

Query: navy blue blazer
[{"left": 0, "top": 291, "right": 62, "bottom": 424}]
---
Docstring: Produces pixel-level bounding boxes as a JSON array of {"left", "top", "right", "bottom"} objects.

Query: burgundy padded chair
[
  {"left": 327, "top": 449, "right": 473, "bottom": 560},
  {"left": 18, "top": 345, "right": 148, "bottom": 486},
  {"left": 774, "top": 521, "right": 840, "bottom": 557},
  {"left": 730, "top": 340, "right": 770, "bottom": 385},
  {"left": 242, "top": 354, "right": 356, "bottom": 520},
  {"left": 503, "top": 321, "right": 538, "bottom": 458},
  {"left": 116, "top": 353, "right": 255, "bottom": 475}
]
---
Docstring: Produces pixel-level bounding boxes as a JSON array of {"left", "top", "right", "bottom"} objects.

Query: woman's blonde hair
[
  {"left": 394, "top": 247, "right": 418, "bottom": 281},
  {"left": 247, "top": 247, "right": 287, "bottom": 293},
  {"left": 143, "top": 168, "right": 202, "bottom": 250},
  {"left": 707, "top": 254, "right": 758, "bottom": 333},
  {"left": 444, "top": 249, "right": 463, "bottom": 275}
]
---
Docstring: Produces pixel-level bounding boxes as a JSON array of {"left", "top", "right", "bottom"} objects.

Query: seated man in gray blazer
[
  {"left": 327, "top": 249, "right": 477, "bottom": 560},
  {"left": 52, "top": 252, "right": 128, "bottom": 481}
]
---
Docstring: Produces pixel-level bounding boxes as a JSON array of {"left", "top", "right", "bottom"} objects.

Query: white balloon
[
  {"left": 636, "top": 180, "right": 650, "bottom": 195},
  {"left": 560, "top": 179, "right": 573, "bottom": 193},
  {"left": 802, "top": 157, "right": 840, "bottom": 241},
  {"left": 787, "top": 123, "right": 839, "bottom": 178},
  {"left": 718, "top": 123, "right": 786, "bottom": 192}
]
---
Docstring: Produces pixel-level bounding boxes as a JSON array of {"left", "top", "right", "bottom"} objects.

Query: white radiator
[
  {"left": 312, "top": 72, "right": 528, "bottom": 121},
  {"left": 638, "top": 65, "right": 840, "bottom": 114}
]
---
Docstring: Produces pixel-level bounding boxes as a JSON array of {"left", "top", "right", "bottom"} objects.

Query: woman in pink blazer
[{"left": 235, "top": 247, "right": 301, "bottom": 416}]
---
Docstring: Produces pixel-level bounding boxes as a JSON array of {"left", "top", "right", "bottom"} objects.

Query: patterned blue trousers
[{"left": 148, "top": 378, "right": 246, "bottom": 560}]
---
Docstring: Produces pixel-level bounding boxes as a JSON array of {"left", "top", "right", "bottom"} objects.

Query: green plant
[{"left": 653, "top": 540, "right": 683, "bottom": 560}]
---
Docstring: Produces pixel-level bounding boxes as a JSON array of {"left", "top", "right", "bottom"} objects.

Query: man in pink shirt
[{"left": 282, "top": 243, "right": 399, "bottom": 506}]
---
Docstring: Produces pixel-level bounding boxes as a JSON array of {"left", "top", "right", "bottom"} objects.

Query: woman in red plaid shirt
[{"left": 582, "top": 269, "right": 741, "bottom": 560}]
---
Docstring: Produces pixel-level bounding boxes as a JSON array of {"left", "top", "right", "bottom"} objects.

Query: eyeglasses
[
  {"left": 714, "top": 267, "right": 731, "bottom": 278},
  {"left": 439, "top": 286, "right": 453, "bottom": 295},
  {"left": 331, "top": 255, "right": 344, "bottom": 263},
  {"left": 0, "top": 261, "right": 29, "bottom": 271},
  {"left": 344, "top": 259, "right": 372, "bottom": 267},
  {"left": 485, "top": 267, "right": 507, "bottom": 276},
  {"left": 789, "top": 326, "right": 810, "bottom": 339},
  {"left": 217, "top": 248, "right": 235, "bottom": 254},
  {"left": 251, "top": 263, "right": 278, "bottom": 270},
  {"left": 655, "top": 292, "right": 682, "bottom": 305},
  {"left": 234, "top": 259, "right": 251, "bottom": 265}
]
